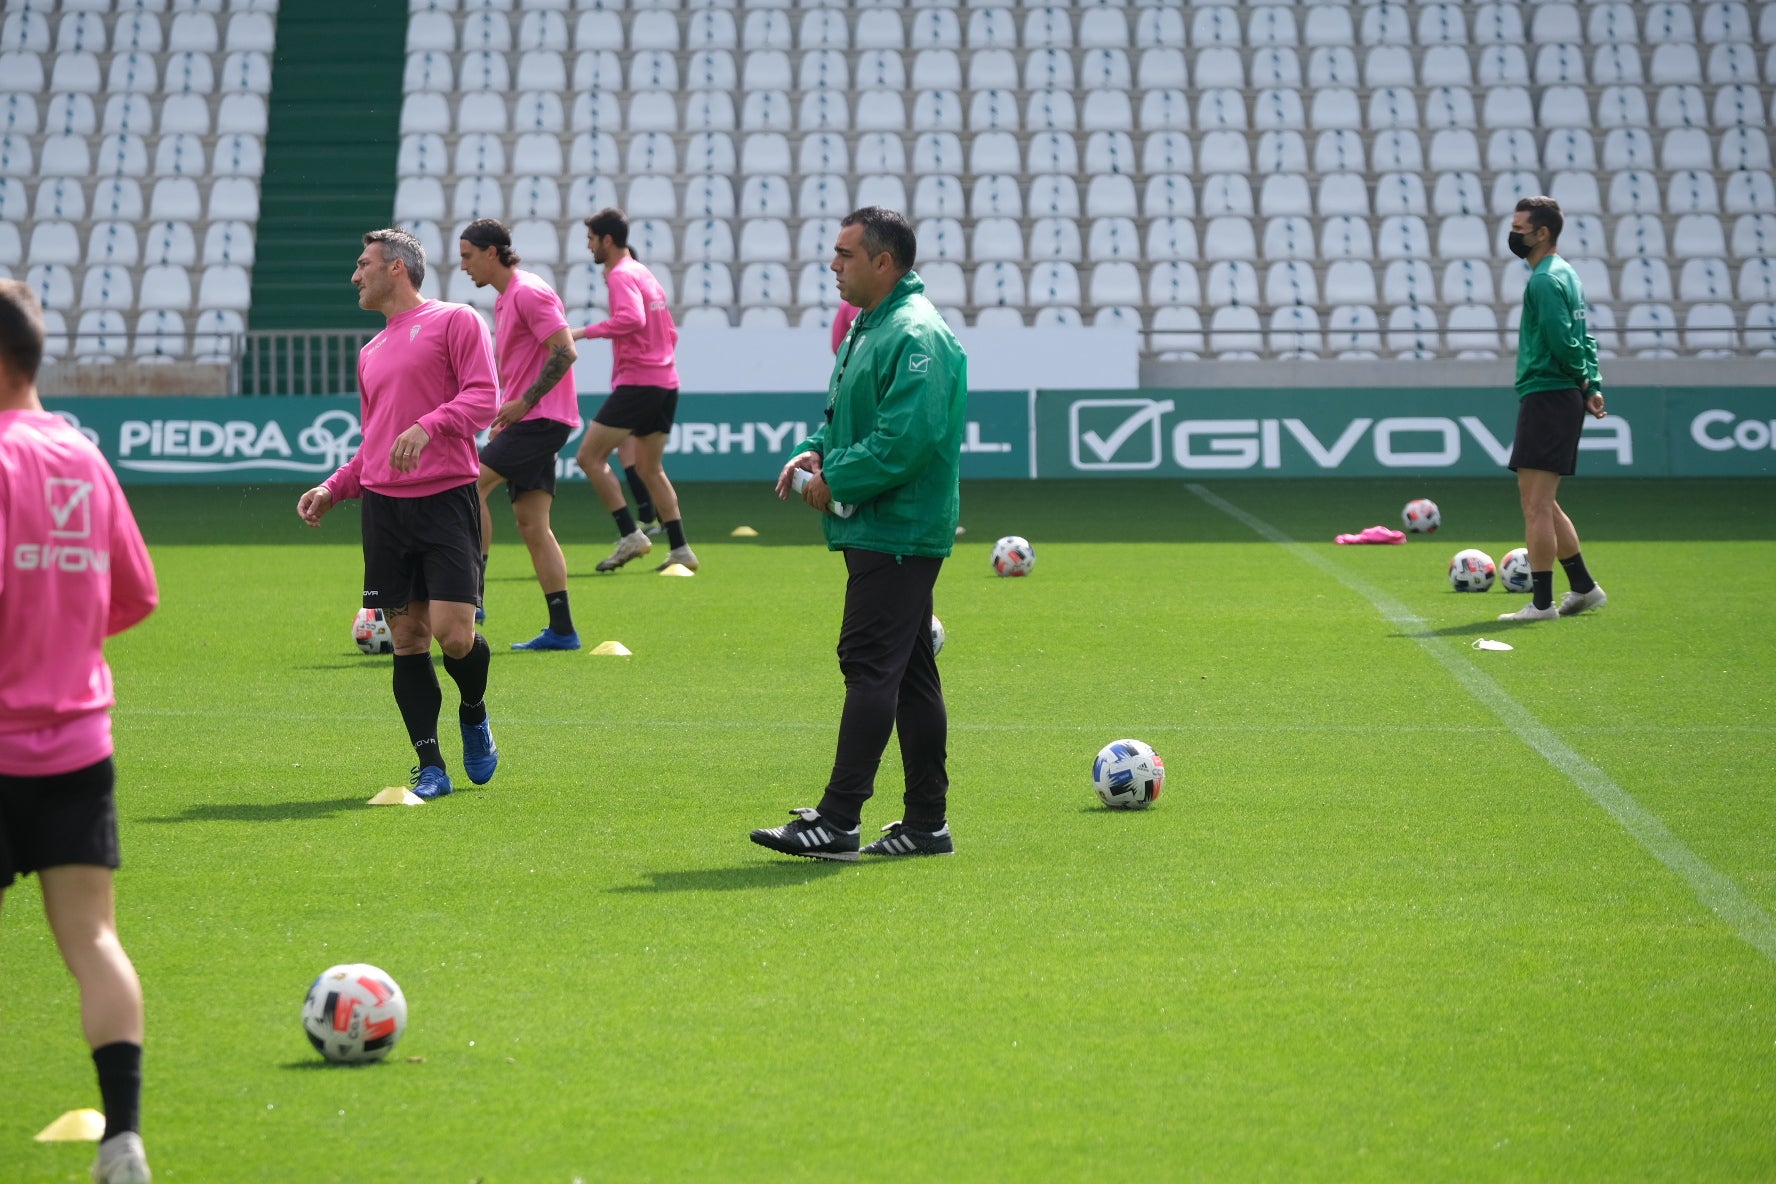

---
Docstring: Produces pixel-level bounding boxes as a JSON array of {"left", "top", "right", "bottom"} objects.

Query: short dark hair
[
  {"left": 0, "top": 279, "right": 46, "bottom": 382},
  {"left": 584, "top": 208, "right": 629, "bottom": 249},
  {"left": 841, "top": 207, "right": 917, "bottom": 272},
  {"left": 1515, "top": 195, "right": 1564, "bottom": 241},
  {"left": 363, "top": 227, "right": 426, "bottom": 287},
  {"left": 460, "top": 217, "right": 519, "bottom": 267}
]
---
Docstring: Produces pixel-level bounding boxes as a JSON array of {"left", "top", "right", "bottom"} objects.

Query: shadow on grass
[
  {"left": 278, "top": 1059, "right": 398, "bottom": 1071},
  {"left": 143, "top": 798, "right": 368, "bottom": 824},
  {"left": 609, "top": 861, "right": 850, "bottom": 893}
]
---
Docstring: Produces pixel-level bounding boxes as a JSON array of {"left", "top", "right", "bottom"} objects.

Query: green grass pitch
[{"left": 3, "top": 478, "right": 1773, "bottom": 1183}]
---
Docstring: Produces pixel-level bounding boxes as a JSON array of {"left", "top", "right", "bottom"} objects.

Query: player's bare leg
[
  {"left": 633, "top": 430, "right": 698, "bottom": 572},
  {"left": 578, "top": 423, "right": 653, "bottom": 571},
  {"left": 473, "top": 464, "right": 503, "bottom": 622},
  {"left": 510, "top": 491, "right": 579, "bottom": 650},
  {"left": 41, "top": 865, "right": 151, "bottom": 1184},
  {"left": 1500, "top": 469, "right": 1562, "bottom": 620}
]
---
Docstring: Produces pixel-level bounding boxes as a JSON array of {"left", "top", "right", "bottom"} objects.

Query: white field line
[{"left": 1186, "top": 483, "right": 1776, "bottom": 964}]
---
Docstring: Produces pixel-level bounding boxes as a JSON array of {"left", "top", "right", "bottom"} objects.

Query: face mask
[{"left": 1507, "top": 231, "right": 1532, "bottom": 259}]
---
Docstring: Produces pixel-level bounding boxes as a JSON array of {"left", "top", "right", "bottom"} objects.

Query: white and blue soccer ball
[
  {"left": 992, "top": 535, "right": 1035, "bottom": 577},
  {"left": 1449, "top": 548, "right": 1497, "bottom": 592},
  {"left": 1498, "top": 547, "right": 1533, "bottom": 594},
  {"left": 1092, "top": 738, "right": 1166, "bottom": 810},
  {"left": 302, "top": 963, "right": 408, "bottom": 1064},
  {"left": 353, "top": 608, "right": 393, "bottom": 655},
  {"left": 1402, "top": 498, "right": 1441, "bottom": 533},
  {"left": 930, "top": 615, "right": 945, "bottom": 656}
]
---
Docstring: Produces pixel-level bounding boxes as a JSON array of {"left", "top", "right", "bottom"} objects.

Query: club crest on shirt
[{"left": 410, "top": 324, "right": 423, "bottom": 342}]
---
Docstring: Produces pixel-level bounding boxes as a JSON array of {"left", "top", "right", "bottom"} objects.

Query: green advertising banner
[
  {"left": 1036, "top": 387, "right": 1774, "bottom": 478},
  {"left": 44, "top": 391, "right": 1033, "bottom": 485},
  {"left": 43, "top": 386, "right": 1771, "bottom": 484}
]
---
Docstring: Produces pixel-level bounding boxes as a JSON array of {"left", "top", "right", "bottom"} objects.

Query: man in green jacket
[
  {"left": 1498, "top": 195, "right": 1609, "bottom": 623},
  {"left": 752, "top": 208, "right": 968, "bottom": 861}
]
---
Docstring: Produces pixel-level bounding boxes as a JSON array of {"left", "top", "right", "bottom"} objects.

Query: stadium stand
[
  {"left": 4, "top": 0, "right": 1774, "bottom": 364},
  {"left": 3, "top": 0, "right": 275, "bottom": 364}
]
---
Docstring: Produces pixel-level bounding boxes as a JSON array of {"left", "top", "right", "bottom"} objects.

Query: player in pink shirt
[
  {"left": 458, "top": 218, "right": 583, "bottom": 651},
  {"left": 831, "top": 300, "right": 860, "bottom": 354},
  {"left": 0, "top": 281, "right": 158, "bottom": 1184},
  {"left": 297, "top": 229, "right": 501, "bottom": 801},
  {"left": 571, "top": 207, "right": 699, "bottom": 574}
]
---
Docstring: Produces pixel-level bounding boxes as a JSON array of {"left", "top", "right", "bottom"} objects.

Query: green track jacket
[
  {"left": 1515, "top": 254, "right": 1604, "bottom": 399},
  {"left": 792, "top": 271, "right": 968, "bottom": 558}
]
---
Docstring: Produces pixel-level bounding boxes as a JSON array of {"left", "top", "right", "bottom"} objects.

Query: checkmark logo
[
  {"left": 1070, "top": 399, "right": 1176, "bottom": 470},
  {"left": 908, "top": 354, "right": 930, "bottom": 373},
  {"left": 46, "top": 478, "right": 94, "bottom": 538}
]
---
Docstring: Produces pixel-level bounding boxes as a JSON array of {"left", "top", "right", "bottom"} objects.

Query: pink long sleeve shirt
[
  {"left": 496, "top": 270, "right": 580, "bottom": 428},
  {"left": 0, "top": 410, "right": 158, "bottom": 776},
  {"left": 583, "top": 256, "right": 679, "bottom": 390},
  {"left": 325, "top": 300, "right": 500, "bottom": 502}
]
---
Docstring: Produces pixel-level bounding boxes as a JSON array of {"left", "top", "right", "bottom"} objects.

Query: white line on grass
[{"left": 1188, "top": 482, "right": 1776, "bottom": 965}]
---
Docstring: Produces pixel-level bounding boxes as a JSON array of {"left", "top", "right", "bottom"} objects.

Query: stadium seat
[
  {"left": 918, "top": 217, "right": 967, "bottom": 263},
  {"left": 1203, "top": 216, "right": 1258, "bottom": 261},
  {"left": 1262, "top": 216, "right": 1315, "bottom": 261},
  {"left": 1739, "top": 259, "right": 1776, "bottom": 303},
  {"left": 1726, "top": 173, "right": 1776, "bottom": 214},
  {"left": 1028, "top": 262, "right": 1081, "bottom": 308},
  {"left": 1316, "top": 129, "right": 1369, "bottom": 173},
  {"left": 88, "top": 220, "right": 142, "bottom": 267},
  {"left": 1265, "top": 259, "right": 1320, "bottom": 307},
  {"left": 1209, "top": 306, "right": 1263, "bottom": 355},
  {"left": 1321, "top": 215, "right": 1374, "bottom": 260},
  {"left": 1270, "top": 306, "right": 1324, "bottom": 357},
  {"left": 1150, "top": 306, "right": 1205, "bottom": 357},
  {"left": 1679, "top": 257, "right": 1735, "bottom": 302},
  {"left": 140, "top": 264, "right": 193, "bottom": 311},
  {"left": 1146, "top": 217, "right": 1200, "bottom": 262},
  {"left": 1319, "top": 173, "right": 1368, "bottom": 217},
  {"left": 1206, "top": 260, "right": 1259, "bottom": 307},
  {"left": 1148, "top": 261, "right": 1202, "bottom": 306},
  {"left": 74, "top": 310, "right": 128, "bottom": 363}
]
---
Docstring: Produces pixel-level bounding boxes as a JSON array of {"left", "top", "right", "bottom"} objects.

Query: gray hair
[{"left": 363, "top": 227, "right": 426, "bottom": 288}]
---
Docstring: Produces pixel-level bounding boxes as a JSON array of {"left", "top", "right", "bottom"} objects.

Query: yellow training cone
[
  {"left": 367, "top": 787, "right": 425, "bottom": 806},
  {"left": 657, "top": 563, "right": 695, "bottom": 577},
  {"left": 590, "top": 641, "right": 632, "bottom": 656},
  {"left": 730, "top": 525, "right": 759, "bottom": 537},
  {"left": 36, "top": 1109, "right": 105, "bottom": 1142}
]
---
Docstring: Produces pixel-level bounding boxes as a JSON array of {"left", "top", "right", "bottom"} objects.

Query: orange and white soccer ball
[
  {"left": 302, "top": 963, "right": 408, "bottom": 1064},
  {"left": 1402, "top": 498, "right": 1441, "bottom": 533},
  {"left": 352, "top": 608, "right": 393, "bottom": 655}
]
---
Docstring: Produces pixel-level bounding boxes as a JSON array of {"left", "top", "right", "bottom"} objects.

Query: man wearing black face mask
[{"left": 1498, "top": 195, "right": 1608, "bottom": 623}]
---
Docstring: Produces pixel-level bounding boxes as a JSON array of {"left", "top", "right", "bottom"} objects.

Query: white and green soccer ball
[
  {"left": 302, "top": 963, "right": 407, "bottom": 1064},
  {"left": 1498, "top": 547, "right": 1533, "bottom": 594}
]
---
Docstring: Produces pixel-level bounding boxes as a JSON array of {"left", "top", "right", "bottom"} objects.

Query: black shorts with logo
[
  {"left": 361, "top": 482, "right": 483, "bottom": 610},
  {"left": 592, "top": 385, "right": 679, "bottom": 436},
  {"left": 0, "top": 757, "right": 120, "bottom": 888},
  {"left": 1508, "top": 388, "right": 1586, "bottom": 476},
  {"left": 481, "top": 417, "right": 573, "bottom": 501}
]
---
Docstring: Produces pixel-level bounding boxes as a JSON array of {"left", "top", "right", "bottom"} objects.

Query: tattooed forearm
[{"left": 521, "top": 345, "right": 575, "bottom": 407}]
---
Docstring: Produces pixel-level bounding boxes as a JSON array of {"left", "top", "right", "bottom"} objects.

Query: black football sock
[
  {"left": 545, "top": 589, "right": 575, "bottom": 636},
  {"left": 92, "top": 1041, "right": 142, "bottom": 1140},
  {"left": 1531, "top": 570, "right": 1554, "bottom": 611},
  {"left": 624, "top": 465, "right": 656, "bottom": 523},
  {"left": 664, "top": 518, "right": 687, "bottom": 549},
  {"left": 612, "top": 506, "right": 638, "bottom": 537},
  {"left": 443, "top": 633, "right": 491, "bottom": 727},
  {"left": 392, "top": 652, "right": 445, "bottom": 769},
  {"left": 1559, "top": 552, "right": 1597, "bottom": 594}
]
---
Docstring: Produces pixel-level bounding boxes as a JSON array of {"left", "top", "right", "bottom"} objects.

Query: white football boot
[{"left": 1557, "top": 585, "right": 1608, "bottom": 616}]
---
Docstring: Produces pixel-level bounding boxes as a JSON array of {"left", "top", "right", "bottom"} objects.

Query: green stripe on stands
[{"left": 250, "top": 0, "right": 407, "bottom": 331}]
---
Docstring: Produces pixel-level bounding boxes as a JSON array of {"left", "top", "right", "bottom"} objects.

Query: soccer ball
[
  {"left": 1449, "top": 548, "right": 1497, "bottom": 592},
  {"left": 1092, "top": 738, "right": 1166, "bottom": 810},
  {"left": 353, "top": 608, "right": 393, "bottom": 655},
  {"left": 302, "top": 963, "right": 408, "bottom": 1064},
  {"left": 1402, "top": 498, "right": 1441, "bottom": 533},
  {"left": 992, "top": 535, "right": 1035, "bottom": 577},
  {"left": 1498, "top": 547, "right": 1533, "bottom": 593},
  {"left": 930, "top": 615, "right": 945, "bottom": 656}
]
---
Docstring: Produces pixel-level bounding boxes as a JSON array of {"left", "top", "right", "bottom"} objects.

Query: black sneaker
[
  {"left": 861, "top": 820, "right": 955, "bottom": 856},
  {"left": 750, "top": 808, "right": 859, "bottom": 862}
]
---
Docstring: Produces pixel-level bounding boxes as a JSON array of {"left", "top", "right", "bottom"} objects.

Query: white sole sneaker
[
  {"left": 654, "top": 545, "right": 699, "bottom": 572},
  {"left": 1498, "top": 603, "right": 1560, "bottom": 621},
  {"left": 1558, "top": 585, "right": 1607, "bottom": 616},
  {"left": 93, "top": 1132, "right": 151, "bottom": 1184},
  {"left": 594, "top": 530, "right": 653, "bottom": 572}
]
